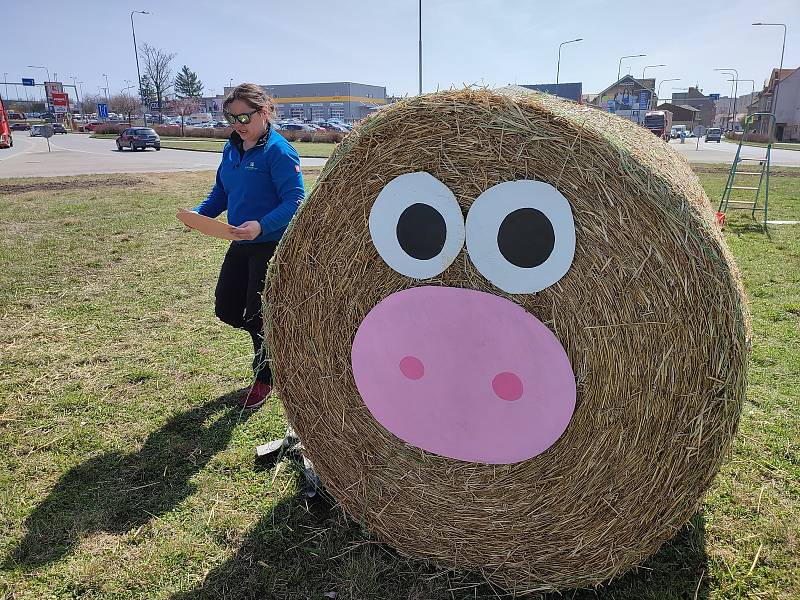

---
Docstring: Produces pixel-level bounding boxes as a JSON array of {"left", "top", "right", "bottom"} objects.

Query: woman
[{"left": 192, "top": 83, "right": 304, "bottom": 409}]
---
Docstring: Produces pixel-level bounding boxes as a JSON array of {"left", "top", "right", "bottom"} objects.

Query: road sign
[
  {"left": 709, "top": 93, "right": 720, "bottom": 100},
  {"left": 22, "top": 78, "right": 34, "bottom": 86},
  {"left": 97, "top": 103, "right": 109, "bottom": 119},
  {"left": 149, "top": 101, "right": 162, "bottom": 110},
  {"left": 40, "top": 124, "right": 55, "bottom": 139}
]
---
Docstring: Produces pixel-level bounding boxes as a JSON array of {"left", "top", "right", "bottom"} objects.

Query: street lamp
[
  {"left": 27, "top": 65, "right": 52, "bottom": 111},
  {"left": 131, "top": 10, "right": 150, "bottom": 126},
  {"left": 102, "top": 73, "right": 110, "bottom": 101},
  {"left": 556, "top": 38, "right": 582, "bottom": 84},
  {"left": 729, "top": 78, "right": 756, "bottom": 120},
  {"left": 642, "top": 64, "right": 666, "bottom": 79},
  {"left": 657, "top": 78, "right": 680, "bottom": 104},
  {"left": 69, "top": 75, "right": 83, "bottom": 121},
  {"left": 418, "top": 0, "right": 423, "bottom": 94},
  {"left": 753, "top": 22, "right": 787, "bottom": 140},
  {"left": 715, "top": 68, "right": 739, "bottom": 131},
  {"left": 617, "top": 54, "right": 645, "bottom": 81}
]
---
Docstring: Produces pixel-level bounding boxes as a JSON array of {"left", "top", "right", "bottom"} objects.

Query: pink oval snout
[{"left": 350, "top": 286, "right": 576, "bottom": 464}]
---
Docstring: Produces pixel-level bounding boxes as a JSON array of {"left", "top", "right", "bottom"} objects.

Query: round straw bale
[{"left": 266, "top": 89, "right": 749, "bottom": 592}]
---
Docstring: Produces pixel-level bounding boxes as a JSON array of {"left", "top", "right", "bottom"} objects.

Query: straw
[{"left": 264, "top": 89, "right": 750, "bottom": 592}]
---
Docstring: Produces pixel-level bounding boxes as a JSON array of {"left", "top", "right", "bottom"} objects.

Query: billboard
[
  {"left": 597, "top": 79, "right": 652, "bottom": 123},
  {"left": 44, "top": 81, "right": 64, "bottom": 103},
  {"left": 51, "top": 92, "right": 69, "bottom": 113}
]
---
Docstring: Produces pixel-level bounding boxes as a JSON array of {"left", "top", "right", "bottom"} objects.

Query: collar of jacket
[{"left": 230, "top": 124, "right": 272, "bottom": 156}]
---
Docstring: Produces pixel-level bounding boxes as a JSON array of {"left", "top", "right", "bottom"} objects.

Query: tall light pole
[
  {"left": 418, "top": 0, "right": 422, "bottom": 94},
  {"left": 715, "top": 68, "right": 739, "bottom": 131},
  {"left": 27, "top": 65, "right": 51, "bottom": 82},
  {"left": 617, "top": 54, "right": 645, "bottom": 81},
  {"left": 753, "top": 22, "right": 787, "bottom": 140},
  {"left": 556, "top": 38, "right": 582, "bottom": 84},
  {"left": 657, "top": 78, "right": 680, "bottom": 104},
  {"left": 131, "top": 10, "right": 150, "bottom": 126},
  {"left": 69, "top": 75, "right": 83, "bottom": 121},
  {"left": 102, "top": 73, "right": 110, "bottom": 101},
  {"left": 642, "top": 64, "right": 665, "bottom": 79},
  {"left": 27, "top": 65, "right": 51, "bottom": 111},
  {"left": 729, "top": 78, "right": 756, "bottom": 118}
]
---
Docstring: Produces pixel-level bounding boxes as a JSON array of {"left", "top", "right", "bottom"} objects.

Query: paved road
[
  {"left": 1, "top": 132, "right": 797, "bottom": 179},
  {"left": 666, "top": 137, "right": 800, "bottom": 167},
  {"left": 0, "top": 132, "right": 327, "bottom": 179}
]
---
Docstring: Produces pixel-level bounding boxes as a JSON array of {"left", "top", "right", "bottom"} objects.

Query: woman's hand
[{"left": 229, "top": 220, "right": 262, "bottom": 240}]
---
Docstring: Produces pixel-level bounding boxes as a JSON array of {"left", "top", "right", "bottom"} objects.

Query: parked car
[
  {"left": 116, "top": 127, "right": 161, "bottom": 151},
  {"left": 11, "top": 122, "right": 31, "bottom": 131},
  {"left": 52, "top": 123, "right": 68, "bottom": 134},
  {"left": 705, "top": 127, "right": 722, "bottom": 143},
  {"left": 281, "top": 123, "right": 316, "bottom": 131},
  {"left": 83, "top": 122, "right": 104, "bottom": 132}
]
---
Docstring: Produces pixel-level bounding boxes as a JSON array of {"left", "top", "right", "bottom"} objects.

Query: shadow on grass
[
  {"left": 3, "top": 391, "right": 252, "bottom": 571},
  {"left": 168, "top": 467, "right": 710, "bottom": 600}
]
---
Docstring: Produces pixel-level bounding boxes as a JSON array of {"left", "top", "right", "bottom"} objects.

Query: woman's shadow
[{"left": 4, "top": 390, "right": 253, "bottom": 571}]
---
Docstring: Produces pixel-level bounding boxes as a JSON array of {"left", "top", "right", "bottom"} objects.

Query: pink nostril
[
  {"left": 399, "top": 356, "right": 425, "bottom": 380},
  {"left": 492, "top": 372, "right": 523, "bottom": 401}
]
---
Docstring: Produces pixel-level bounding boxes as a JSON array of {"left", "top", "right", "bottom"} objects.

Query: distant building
[
  {"left": 520, "top": 83, "right": 583, "bottom": 103},
  {"left": 224, "top": 82, "right": 387, "bottom": 123},
  {"left": 670, "top": 87, "right": 716, "bottom": 127},
  {"left": 655, "top": 103, "right": 702, "bottom": 129},
  {"left": 752, "top": 67, "right": 800, "bottom": 141},
  {"left": 591, "top": 76, "right": 656, "bottom": 124}
]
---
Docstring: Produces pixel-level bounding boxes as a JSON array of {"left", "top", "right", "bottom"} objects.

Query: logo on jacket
[{"left": 245, "top": 161, "right": 258, "bottom": 171}]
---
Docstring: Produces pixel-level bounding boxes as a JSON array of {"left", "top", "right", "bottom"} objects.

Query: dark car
[
  {"left": 705, "top": 127, "right": 722, "bottom": 143},
  {"left": 51, "top": 123, "right": 68, "bottom": 134},
  {"left": 11, "top": 122, "right": 31, "bottom": 131},
  {"left": 116, "top": 127, "right": 161, "bottom": 151}
]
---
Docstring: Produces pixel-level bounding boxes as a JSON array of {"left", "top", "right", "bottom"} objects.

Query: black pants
[{"left": 215, "top": 241, "right": 277, "bottom": 383}]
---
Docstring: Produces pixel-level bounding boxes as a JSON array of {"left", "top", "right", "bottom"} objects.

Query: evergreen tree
[
  {"left": 174, "top": 65, "right": 204, "bottom": 98},
  {"left": 139, "top": 76, "right": 156, "bottom": 104}
]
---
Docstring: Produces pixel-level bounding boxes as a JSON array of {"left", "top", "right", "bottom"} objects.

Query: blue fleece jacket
[{"left": 193, "top": 127, "right": 304, "bottom": 243}]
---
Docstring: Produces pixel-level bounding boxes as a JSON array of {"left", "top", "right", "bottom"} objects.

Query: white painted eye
[
  {"left": 369, "top": 172, "right": 465, "bottom": 279},
  {"left": 465, "top": 180, "right": 575, "bottom": 294}
]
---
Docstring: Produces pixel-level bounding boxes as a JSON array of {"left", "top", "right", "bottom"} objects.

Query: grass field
[
  {"left": 0, "top": 166, "right": 798, "bottom": 599},
  {"left": 91, "top": 133, "right": 337, "bottom": 158},
  {"left": 723, "top": 139, "right": 800, "bottom": 151}
]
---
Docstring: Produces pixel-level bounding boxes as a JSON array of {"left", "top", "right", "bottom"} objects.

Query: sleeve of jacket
[
  {"left": 259, "top": 141, "right": 305, "bottom": 236},
  {"left": 193, "top": 149, "right": 229, "bottom": 217}
]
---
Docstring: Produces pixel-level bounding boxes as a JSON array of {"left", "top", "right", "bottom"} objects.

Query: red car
[{"left": 83, "top": 122, "right": 104, "bottom": 132}]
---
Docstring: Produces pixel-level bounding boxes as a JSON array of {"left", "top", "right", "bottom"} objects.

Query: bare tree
[
  {"left": 171, "top": 97, "right": 201, "bottom": 137},
  {"left": 110, "top": 94, "right": 141, "bottom": 125},
  {"left": 80, "top": 93, "right": 104, "bottom": 119},
  {"left": 139, "top": 42, "right": 175, "bottom": 124}
]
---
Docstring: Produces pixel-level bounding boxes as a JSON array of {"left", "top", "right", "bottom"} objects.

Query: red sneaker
[{"left": 239, "top": 381, "right": 272, "bottom": 409}]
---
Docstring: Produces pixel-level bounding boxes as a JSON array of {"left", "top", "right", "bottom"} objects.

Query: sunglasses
[{"left": 224, "top": 108, "right": 260, "bottom": 125}]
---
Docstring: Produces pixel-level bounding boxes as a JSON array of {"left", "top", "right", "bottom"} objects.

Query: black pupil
[
  {"left": 396, "top": 203, "right": 447, "bottom": 261},
  {"left": 497, "top": 208, "right": 555, "bottom": 268}
]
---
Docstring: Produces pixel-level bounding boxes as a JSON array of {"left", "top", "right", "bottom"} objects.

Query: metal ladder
[{"left": 718, "top": 112, "right": 775, "bottom": 229}]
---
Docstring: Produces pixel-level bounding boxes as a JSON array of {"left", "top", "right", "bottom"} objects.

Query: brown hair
[{"left": 223, "top": 83, "right": 276, "bottom": 122}]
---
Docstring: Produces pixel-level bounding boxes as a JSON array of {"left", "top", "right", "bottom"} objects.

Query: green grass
[
  {"left": 91, "top": 133, "right": 336, "bottom": 158},
  {"left": 0, "top": 167, "right": 798, "bottom": 599},
  {"left": 723, "top": 139, "right": 800, "bottom": 151}
]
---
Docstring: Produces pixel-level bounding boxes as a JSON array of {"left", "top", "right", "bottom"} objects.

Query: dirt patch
[{"left": 0, "top": 176, "right": 147, "bottom": 195}]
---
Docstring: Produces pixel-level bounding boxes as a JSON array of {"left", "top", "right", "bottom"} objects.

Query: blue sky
[{"left": 3, "top": 0, "right": 798, "bottom": 101}]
